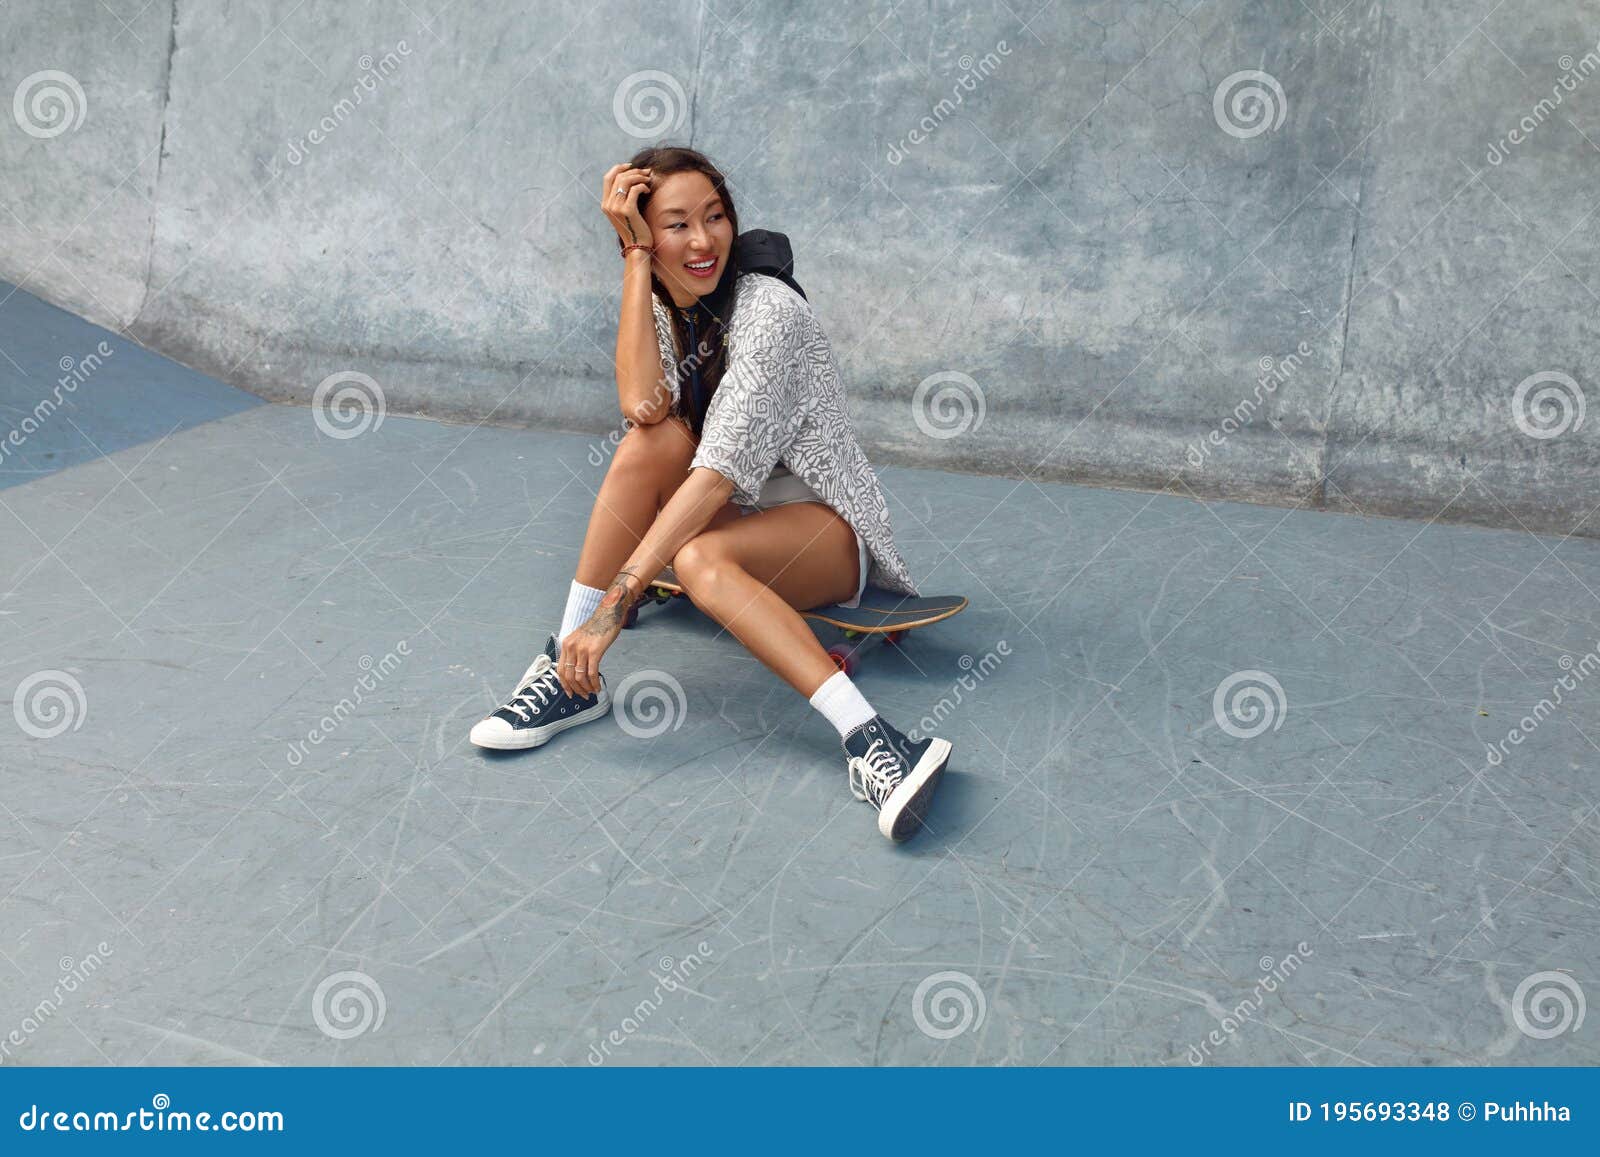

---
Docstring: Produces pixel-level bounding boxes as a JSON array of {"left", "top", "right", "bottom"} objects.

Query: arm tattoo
[{"left": 580, "top": 571, "right": 640, "bottom": 636}]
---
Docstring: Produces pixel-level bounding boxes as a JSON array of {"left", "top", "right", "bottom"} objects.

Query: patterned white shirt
[{"left": 640, "top": 273, "right": 919, "bottom": 597}]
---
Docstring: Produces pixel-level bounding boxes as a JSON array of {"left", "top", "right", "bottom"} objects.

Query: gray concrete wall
[{"left": 3, "top": 0, "right": 1595, "bottom": 537}]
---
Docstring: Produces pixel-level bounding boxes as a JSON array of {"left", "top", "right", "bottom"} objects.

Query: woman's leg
[
  {"left": 470, "top": 418, "right": 751, "bottom": 752},
  {"left": 669, "top": 500, "right": 861, "bottom": 697},
  {"left": 573, "top": 415, "right": 739, "bottom": 588},
  {"left": 669, "top": 499, "right": 951, "bottom": 843}
]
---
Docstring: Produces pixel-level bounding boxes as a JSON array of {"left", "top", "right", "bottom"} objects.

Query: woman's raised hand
[{"left": 601, "top": 162, "right": 654, "bottom": 251}]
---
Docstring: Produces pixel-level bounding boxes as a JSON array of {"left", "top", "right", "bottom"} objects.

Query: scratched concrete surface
[{"left": 1, "top": 281, "right": 1597, "bottom": 1067}]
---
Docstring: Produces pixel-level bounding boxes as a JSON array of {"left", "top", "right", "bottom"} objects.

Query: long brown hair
[{"left": 624, "top": 145, "right": 741, "bottom": 439}]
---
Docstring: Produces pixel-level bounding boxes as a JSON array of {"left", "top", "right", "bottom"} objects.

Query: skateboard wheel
[
  {"left": 843, "top": 628, "right": 858, "bottom": 639},
  {"left": 885, "top": 629, "right": 908, "bottom": 646},
  {"left": 825, "top": 644, "right": 856, "bottom": 676}
]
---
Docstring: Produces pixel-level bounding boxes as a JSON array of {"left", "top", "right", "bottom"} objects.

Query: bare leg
[
  {"left": 670, "top": 500, "right": 862, "bottom": 698},
  {"left": 573, "top": 415, "right": 739, "bottom": 589}
]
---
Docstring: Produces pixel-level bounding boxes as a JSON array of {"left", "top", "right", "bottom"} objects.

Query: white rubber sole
[
  {"left": 469, "top": 690, "right": 611, "bottom": 750},
  {"left": 878, "top": 737, "right": 952, "bottom": 841}
]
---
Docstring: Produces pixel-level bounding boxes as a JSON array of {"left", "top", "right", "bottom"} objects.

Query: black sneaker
[
  {"left": 469, "top": 633, "right": 611, "bottom": 750},
  {"left": 842, "top": 714, "right": 952, "bottom": 842}
]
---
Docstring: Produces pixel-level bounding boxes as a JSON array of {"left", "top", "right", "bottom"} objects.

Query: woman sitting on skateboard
[{"left": 468, "top": 145, "right": 951, "bottom": 842}]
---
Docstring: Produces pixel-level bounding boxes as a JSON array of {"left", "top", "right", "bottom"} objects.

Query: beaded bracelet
[{"left": 620, "top": 243, "right": 654, "bottom": 258}]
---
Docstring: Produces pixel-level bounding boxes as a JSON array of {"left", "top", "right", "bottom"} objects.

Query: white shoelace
[
  {"left": 504, "top": 656, "right": 563, "bottom": 721},
  {"left": 847, "top": 738, "right": 904, "bottom": 808}
]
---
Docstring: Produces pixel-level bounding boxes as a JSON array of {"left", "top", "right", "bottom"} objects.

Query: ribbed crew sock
[
  {"left": 555, "top": 580, "right": 608, "bottom": 653},
  {"left": 809, "top": 670, "right": 877, "bottom": 738}
]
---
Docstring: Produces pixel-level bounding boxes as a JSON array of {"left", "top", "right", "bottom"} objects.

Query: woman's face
[{"left": 644, "top": 170, "right": 734, "bottom": 307}]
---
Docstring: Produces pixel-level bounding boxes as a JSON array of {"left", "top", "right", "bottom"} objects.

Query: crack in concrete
[
  {"left": 133, "top": 0, "right": 180, "bottom": 332},
  {"left": 1318, "top": 0, "right": 1387, "bottom": 510},
  {"left": 688, "top": 0, "right": 707, "bottom": 145}
]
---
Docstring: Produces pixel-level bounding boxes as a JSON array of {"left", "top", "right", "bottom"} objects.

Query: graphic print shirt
[{"left": 639, "top": 272, "right": 920, "bottom": 597}]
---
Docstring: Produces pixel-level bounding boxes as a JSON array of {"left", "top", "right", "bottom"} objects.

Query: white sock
[
  {"left": 556, "top": 580, "right": 607, "bottom": 652},
  {"left": 809, "top": 670, "right": 877, "bottom": 738}
]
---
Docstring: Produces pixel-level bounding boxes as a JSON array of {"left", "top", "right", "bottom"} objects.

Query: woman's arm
[
  {"left": 615, "top": 246, "right": 672, "bottom": 425},
  {"left": 601, "top": 162, "right": 674, "bottom": 426},
  {"left": 556, "top": 465, "right": 732, "bottom": 697}
]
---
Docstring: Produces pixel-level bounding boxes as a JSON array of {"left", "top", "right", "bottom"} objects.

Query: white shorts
[{"left": 735, "top": 499, "right": 869, "bottom": 609}]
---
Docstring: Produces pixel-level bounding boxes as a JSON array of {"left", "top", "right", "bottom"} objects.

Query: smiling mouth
[{"left": 684, "top": 256, "right": 719, "bottom": 278}]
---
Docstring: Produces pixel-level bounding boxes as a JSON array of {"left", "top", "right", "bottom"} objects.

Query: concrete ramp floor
[{"left": 1, "top": 283, "right": 1596, "bottom": 1066}]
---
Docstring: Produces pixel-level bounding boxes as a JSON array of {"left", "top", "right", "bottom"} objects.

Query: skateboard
[{"left": 622, "top": 566, "right": 968, "bottom": 676}]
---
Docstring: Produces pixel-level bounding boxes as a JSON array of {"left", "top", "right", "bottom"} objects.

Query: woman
[{"left": 468, "top": 146, "right": 951, "bottom": 842}]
